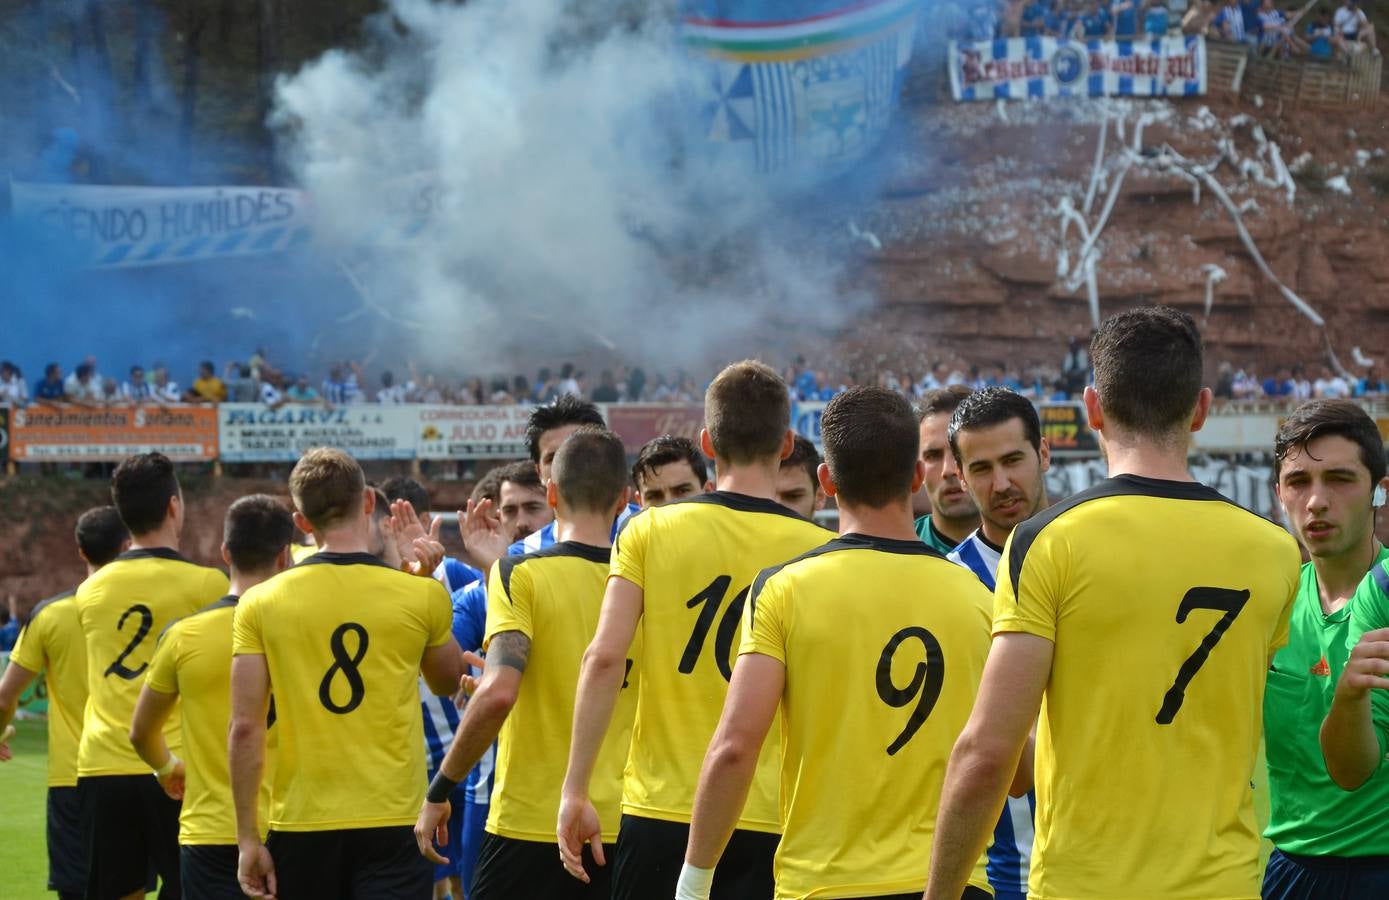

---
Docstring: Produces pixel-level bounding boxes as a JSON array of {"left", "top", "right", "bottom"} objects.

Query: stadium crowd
[
  {"left": 3, "top": 306, "right": 1389, "bottom": 900},
  {"left": 1, "top": 340, "right": 1381, "bottom": 411}
]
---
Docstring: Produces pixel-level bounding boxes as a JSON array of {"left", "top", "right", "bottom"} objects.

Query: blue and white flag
[{"left": 949, "top": 35, "right": 1206, "bottom": 102}]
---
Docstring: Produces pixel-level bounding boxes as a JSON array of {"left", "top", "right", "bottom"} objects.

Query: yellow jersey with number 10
[
  {"left": 75, "top": 548, "right": 229, "bottom": 777},
  {"left": 231, "top": 552, "right": 453, "bottom": 832},
  {"left": 611, "top": 491, "right": 830, "bottom": 832},
  {"left": 9, "top": 590, "right": 88, "bottom": 787},
  {"left": 743, "top": 534, "right": 994, "bottom": 900},
  {"left": 994, "top": 475, "right": 1299, "bottom": 900}
]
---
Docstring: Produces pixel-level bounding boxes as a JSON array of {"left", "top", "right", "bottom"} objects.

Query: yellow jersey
[
  {"left": 290, "top": 543, "right": 318, "bottom": 564},
  {"left": 231, "top": 552, "right": 453, "bottom": 832},
  {"left": 993, "top": 475, "right": 1300, "bottom": 899},
  {"left": 743, "top": 534, "right": 993, "bottom": 899},
  {"left": 75, "top": 549, "right": 229, "bottom": 777},
  {"left": 147, "top": 596, "right": 271, "bottom": 844},
  {"left": 611, "top": 491, "right": 830, "bottom": 831},
  {"left": 484, "top": 542, "right": 638, "bottom": 843},
  {"left": 10, "top": 590, "right": 88, "bottom": 787}
]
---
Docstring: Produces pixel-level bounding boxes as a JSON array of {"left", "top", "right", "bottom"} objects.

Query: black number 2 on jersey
[{"left": 105, "top": 604, "right": 154, "bottom": 680}]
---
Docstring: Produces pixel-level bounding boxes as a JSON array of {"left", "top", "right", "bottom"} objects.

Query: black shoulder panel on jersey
[
  {"left": 157, "top": 594, "right": 241, "bottom": 644},
  {"left": 296, "top": 551, "right": 395, "bottom": 570},
  {"left": 666, "top": 490, "right": 810, "bottom": 521},
  {"left": 499, "top": 541, "right": 610, "bottom": 598},
  {"left": 747, "top": 536, "right": 863, "bottom": 626},
  {"left": 1006, "top": 474, "right": 1239, "bottom": 596},
  {"left": 18, "top": 588, "right": 77, "bottom": 637},
  {"left": 117, "top": 547, "right": 191, "bottom": 564}
]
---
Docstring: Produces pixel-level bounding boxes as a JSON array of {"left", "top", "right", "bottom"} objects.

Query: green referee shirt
[
  {"left": 913, "top": 514, "right": 961, "bottom": 555},
  {"left": 1263, "top": 547, "right": 1389, "bottom": 856}
]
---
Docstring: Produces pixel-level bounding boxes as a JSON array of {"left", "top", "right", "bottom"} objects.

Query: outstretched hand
[{"left": 459, "top": 499, "right": 509, "bottom": 571}]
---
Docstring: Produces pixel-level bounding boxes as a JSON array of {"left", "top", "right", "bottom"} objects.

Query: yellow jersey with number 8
[
  {"left": 993, "top": 475, "right": 1299, "bottom": 900},
  {"left": 611, "top": 491, "right": 830, "bottom": 832},
  {"left": 231, "top": 552, "right": 453, "bottom": 832},
  {"left": 75, "top": 549, "right": 229, "bottom": 777}
]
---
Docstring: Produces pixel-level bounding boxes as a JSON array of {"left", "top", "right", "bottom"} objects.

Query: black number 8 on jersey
[
  {"left": 876, "top": 626, "right": 945, "bottom": 756},
  {"left": 319, "top": 623, "right": 369, "bottom": 714}
]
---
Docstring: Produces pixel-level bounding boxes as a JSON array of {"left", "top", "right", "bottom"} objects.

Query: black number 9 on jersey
[
  {"left": 876, "top": 627, "right": 945, "bottom": 756},
  {"left": 319, "top": 623, "right": 370, "bottom": 714}
]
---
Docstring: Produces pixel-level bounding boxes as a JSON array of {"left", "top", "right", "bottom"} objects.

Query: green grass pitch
[{"left": 1, "top": 718, "right": 53, "bottom": 900}]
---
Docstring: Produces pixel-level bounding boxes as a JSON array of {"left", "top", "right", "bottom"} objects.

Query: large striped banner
[
  {"left": 949, "top": 35, "right": 1206, "bottom": 101},
  {"left": 9, "top": 181, "right": 314, "bottom": 268},
  {"left": 683, "top": 0, "right": 919, "bottom": 172}
]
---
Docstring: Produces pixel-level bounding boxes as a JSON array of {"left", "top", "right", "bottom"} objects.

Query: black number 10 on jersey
[{"left": 319, "top": 622, "right": 370, "bottom": 714}]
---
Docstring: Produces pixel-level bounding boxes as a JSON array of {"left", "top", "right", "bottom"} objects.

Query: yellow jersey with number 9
[
  {"left": 611, "top": 491, "right": 830, "bottom": 832},
  {"left": 231, "top": 552, "right": 453, "bottom": 832},
  {"left": 743, "top": 534, "right": 993, "bottom": 900},
  {"left": 75, "top": 549, "right": 229, "bottom": 777},
  {"left": 993, "top": 475, "right": 1299, "bottom": 899}
]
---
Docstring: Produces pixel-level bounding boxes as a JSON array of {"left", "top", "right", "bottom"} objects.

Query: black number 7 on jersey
[{"left": 1155, "top": 587, "right": 1250, "bottom": 725}]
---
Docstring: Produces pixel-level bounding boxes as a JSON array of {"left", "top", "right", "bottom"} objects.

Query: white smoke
[{"left": 272, "top": 0, "right": 871, "bottom": 370}]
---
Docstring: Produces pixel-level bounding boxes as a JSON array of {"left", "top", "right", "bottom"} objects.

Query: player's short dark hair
[
  {"left": 75, "top": 506, "right": 129, "bottom": 567},
  {"left": 525, "top": 396, "right": 606, "bottom": 463},
  {"left": 496, "top": 460, "right": 544, "bottom": 494},
  {"left": 289, "top": 448, "right": 366, "bottom": 531},
  {"left": 1274, "top": 399, "right": 1387, "bottom": 484},
  {"left": 705, "top": 361, "right": 789, "bottom": 465},
  {"left": 821, "top": 387, "right": 919, "bottom": 508},
  {"left": 471, "top": 467, "right": 506, "bottom": 505},
  {"left": 1091, "top": 306, "right": 1203, "bottom": 439},
  {"left": 780, "top": 434, "right": 820, "bottom": 490},
  {"left": 948, "top": 387, "right": 1042, "bottom": 463},
  {"left": 914, "top": 385, "right": 973, "bottom": 423},
  {"left": 380, "top": 476, "right": 431, "bottom": 518},
  {"left": 632, "top": 435, "right": 708, "bottom": 488},
  {"left": 553, "top": 427, "right": 629, "bottom": 514},
  {"left": 111, "top": 452, "right": 180, "bottom": 536},
  {"left": 224, "top": 495, "right": 295, "bottom": 573}
]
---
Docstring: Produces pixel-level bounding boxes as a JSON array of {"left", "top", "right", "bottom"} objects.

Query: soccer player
[
  {"left": 0, "top": 507, "right": 128, "bottom": 900},
  {"left": 946, "top": 387, "right": 1050, "bottom": 900},
  {"left": 558, "top": 360, "right": 830, "bottom": 900},
  {"left": 924, "top": 306, "right": 1302, "bottom": 899},
  {"left": 680, "top": 387, "right": 998, "bottom": 900},
  {"left": 229, "top": 448, "right": 465, "bottom": 899},
  {"left": 415, "top": 427, "right": 637, "bottom": 898},
  {"left": 128, "top": 496, "right": 294, "bottom": 900},
  {"left": 774, "top": 435, "right": 825, "bottom": 520},
  {"left": 75, "top": 452, "right": 231, "bottom": 900},
  {"left": 498, "top": 462, "right": 558, "bottom": 548},
  {"left": 633, "top": 436, "right": 712, "bottom": 509},
  {"left": 914, "top": 387, "right": 980, "bottom": 554},
  {"left": 1277, "top": 402, "right": 1389, "bottom": 893}
]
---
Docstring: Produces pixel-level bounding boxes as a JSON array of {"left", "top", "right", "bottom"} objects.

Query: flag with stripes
[{"left": 949, "top": 35, "right": 1207, "bottom": 102}]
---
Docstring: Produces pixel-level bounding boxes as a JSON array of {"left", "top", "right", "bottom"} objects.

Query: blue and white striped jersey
[
  {"left": 434, "top": 557, "right": 483, "bottom": 595},
  {"left": 451, "top": 582, "right": 497, "bottom": 810},
  {"left": 505, "top": 503, "right": 641, "bottom": 557},
  {"left": 948, "top": 529, "right": 1036, "bottom": 897}
]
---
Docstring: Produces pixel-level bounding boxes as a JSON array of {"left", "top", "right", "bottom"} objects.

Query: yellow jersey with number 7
[
  {"left": 993, "top": 475, "right": 1299, "bottom": 899},
  {"left": 75, "top": 548, "right": 229, "bottom": 777}
]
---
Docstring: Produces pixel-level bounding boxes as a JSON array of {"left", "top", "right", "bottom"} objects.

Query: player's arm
[
  {"left": 1321, "top": 627, "right": 1389, "bottom": 790},
  {"left": 679, "top": 653, "right": 784, "bottom": 900},
  {"left": 228, "top": 653, "right": 276, "bottom": 899},
  {"left": 130, "top": 686, "right": 185, "bottom": 800},
  {"left": 558, "top": 575, "right": 644, "bottom": 882},
  {"left": 0, "top": 660, "right": 38, "bottom": 762},
  {"left": 415, "top": 631, "right": 527, "bottom": 864},
  {"left": 924, "top": 632, "right": 1052, "bottom": 900},
  {"left": 420, "top": 636, "right": 467, "bottom": 697}
]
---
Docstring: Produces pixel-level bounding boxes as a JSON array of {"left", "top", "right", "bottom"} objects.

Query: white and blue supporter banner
[
  {"left": 948, "top": 35, "right": 1206, "bottom": 102},
  {"left": 9, "top": 181, "right": 313, "bottom": 268}
]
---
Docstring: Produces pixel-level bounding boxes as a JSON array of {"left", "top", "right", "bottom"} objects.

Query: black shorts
[
  {"left": 79, "top": 774, "right": 181, "bottom": 900},
  {"left": 1262, "top": 848, "right": 1389, "bottom": 899},
  {"left": 470, "top": 831, "right": 610, "bottom": 900},
  {"left": 181, "top": 845, "right": 244, "bottom": 900},
  {"left": 612, "top": 814, "right": 777, "bottom": 900},
  {"left": 48, "top": 786, "right": 87, "bottom": 896},
  {"left": 266, "top": 825, "right": 432, "bottom": 900}
]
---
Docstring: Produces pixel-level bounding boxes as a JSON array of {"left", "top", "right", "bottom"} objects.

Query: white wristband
[
  {"left": 154, "top": 754, "right": 180, "bottom": 778},
  {"left": 675, "top": 862, "right": 715, "bottom": 900}
]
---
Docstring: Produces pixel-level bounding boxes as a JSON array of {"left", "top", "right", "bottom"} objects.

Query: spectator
[
  {"left": 1291, "top": 364, "right": 1313, "bottom": 400},
  {"left": 224, "top": 363, "right": 258, "bottom": 402},
  {"left": 1079, "top": 0, "right": 1112, "bottom": 36},
  {"left": 259, "top": 371, "right": 287, "bottom": 406},
  {"left": 417, "top": 374, "right": 444, "bottom": 404},
  {"left": 626, "top": 367, "right": 647, "bottom": 402},
  {"left": 591, "top": 369, "right": 621, "bottom": 403},
  {"left": 1214, "top": 362, "right": 1236, "bottom": 399},
  {"left": 1061, "top": 335, "right": 1090, "bottom": 396},
  {"left": 1214, "top": 0, "right": 1249, "bottom": 41},
  {"left": 1233, "top": 363, "right": 1262, "bottom": 400},
  {"left": 185, "top": 361, "right": 227, "bottom": 403},
  {"left": 1333, "top": 0, "right": 1377, "bottom": 55},
  {"left": 286, "top": 374, "right": 321, "bottom": 403},
  {"left": 1143, "top": 0, "right": 1171, "bottom": 35},
  {"left": 322, "top": 363, "right": 363, "bottom": 406},
  {"left": 0, "top": 361, "right": 28, "bottom": 405},
  {"left": 1306, "top": 9, "right": 1335, "bottom": 57},
  {"left": 34, "top": 364, "right": 65, "bottom": 402},
  {"left": 1357, "top": 369, "right": 1388, "bottom": 396},
  {"left": 1263, "top": 365, "right": 1295, "bottom": 397},
  {"left": 1313, "top": 365, "right": 1352, "bottom": 399},
  {"left": 970, "top": 0, "right": 1001, "bottom": 38},
  {"left": 63, "top": 362, "right": 102, "bottom": 405},
  {"left": 459, "top": 377, "right": 485, "bottom": 405},
  {"left": 1112, "top": 0, "right": 1140, "bottom": 36},
  {"left": 533, "top": 367, "right": 558, "bottom": 403},
  {"left": 556, "top": 362, "right": 580, "bottom": 397},
  {"left": 1257, "top": 0, "right": 1294, "bottom": 55},
  {"left": 377, "top": 370, "right": 411, "bottom": 404},
  {"left": 150, "top": 365, "right": 181, "bottom": 403},
  {"left": 1021, "top": 0, "right": 1050, "bottom": 35}
]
